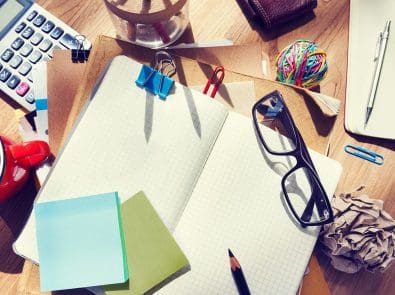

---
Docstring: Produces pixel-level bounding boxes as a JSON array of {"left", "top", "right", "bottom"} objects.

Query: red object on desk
[
  {"left": 152, "top": 22, "right": 171, "bottom": 44},
  {"left": 203, "top": 65, "right": 225, "bottom": 98},
  {"left": 0, "top": 135, "right": 50, "bottom": 203}
]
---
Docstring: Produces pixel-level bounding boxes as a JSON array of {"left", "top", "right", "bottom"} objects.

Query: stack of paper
[
  {"left": 35, "top": 190, "right": 188, "bottom": 293},
  {"left": 35, "top": 192, "right": 128, "bottom": 291},
  {"left": 15, "top": 55, "right": 342, "bottom": 294},
  {"left": 105, "top": 191, "right": 189, "bottom": 295}
]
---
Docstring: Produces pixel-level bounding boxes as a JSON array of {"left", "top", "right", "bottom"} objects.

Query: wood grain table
[{"left": 0, "top": 1, "right": 394, "bottom": 294}]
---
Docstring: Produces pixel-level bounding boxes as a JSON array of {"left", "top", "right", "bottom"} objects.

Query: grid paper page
[
  {"left": 346, "top": 0, "right": 395, "bottom": 139},
  {"left": 14, "top": 55, "right": 229, "bottom": 263},
  {"left": 158, "top": 112, "right": 342, "bottom": 294}
]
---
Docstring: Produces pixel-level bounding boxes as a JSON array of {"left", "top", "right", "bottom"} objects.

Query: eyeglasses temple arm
[{"left": 296, "top": 130, "right": 333, "bottom": 222}]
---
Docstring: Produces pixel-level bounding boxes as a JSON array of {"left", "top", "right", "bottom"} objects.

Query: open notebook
[
  {"left": 14, "top": 56, "right": 342, "bottom": 294},
  {"left": 346, "top": 0, "right": 395, "bottom": 139}
]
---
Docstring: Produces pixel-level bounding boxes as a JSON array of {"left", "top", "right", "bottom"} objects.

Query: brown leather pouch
[{"left": 237, "top": 0, "right": 317, "bottom": 29}]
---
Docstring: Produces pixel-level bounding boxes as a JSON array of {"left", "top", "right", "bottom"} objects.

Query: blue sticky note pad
[{"left": 35, "top": 192, "right": 128, "bottom": 292}]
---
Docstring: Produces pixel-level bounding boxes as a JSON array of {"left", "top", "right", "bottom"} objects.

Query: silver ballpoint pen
[{"left": 365, "top": 20, "right": 391, "bottom": 127}]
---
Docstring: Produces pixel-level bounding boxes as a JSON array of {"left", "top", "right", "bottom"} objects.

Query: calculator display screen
[{"left": 0, "top": 0, "right": 24, "bottom": 32}]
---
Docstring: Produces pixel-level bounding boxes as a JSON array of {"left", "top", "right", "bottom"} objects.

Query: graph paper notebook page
[
  {"left": 346, "top": 0, "right": 395, "bottom": 139},
  {"left": 14, "top": 55, "right": 228, "bottom": 261},
  {"left": 157, "top": 112, "right": 342, "bottom": 295},
  {"left": 14, "top": 56, "right": 342, "bottom": 294}
]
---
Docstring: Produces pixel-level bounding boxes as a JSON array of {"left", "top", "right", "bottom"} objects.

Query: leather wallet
[{"left": 237, "top": 0, "right": 318, "bottom": 29}]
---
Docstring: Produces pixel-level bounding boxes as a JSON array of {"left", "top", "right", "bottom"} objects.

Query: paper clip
[
  {"left": 135, "top": 51, "right": 176, "bottom": 100},
  {"left": 344, "top": 144, "right": 384, "bottom": 165},
  {"left": 71, "top": 35, "right": 90, "bottom": 63},
  {"left": 203, "top": 65, "right": 225, "bottom": 98}
]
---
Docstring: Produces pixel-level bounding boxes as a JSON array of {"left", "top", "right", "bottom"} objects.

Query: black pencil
[{"left": 228, "top": 249, "right": 251, "bottom": 295}]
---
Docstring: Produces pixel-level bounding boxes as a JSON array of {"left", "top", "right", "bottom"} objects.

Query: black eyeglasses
[{"left": 252, "top": 90, "right": 333, "bottom": 227}]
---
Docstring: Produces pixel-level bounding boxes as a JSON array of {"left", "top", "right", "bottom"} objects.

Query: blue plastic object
[
  {"left": 344, "top": 144, "right": 384, "bottom": 165},
  {"left": 135, "top": 51, "right": 176, "bottom": 100},
  {"left": 266, "top": 98, "right": 284, "bottom": 117},
  {"left": 135, "top": 64, "right": 174, "bottom": 100}
]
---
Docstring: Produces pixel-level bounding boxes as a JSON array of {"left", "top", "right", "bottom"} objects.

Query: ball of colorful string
[{"left": 276, "top": 39, "right": 328, "bottom": 89}]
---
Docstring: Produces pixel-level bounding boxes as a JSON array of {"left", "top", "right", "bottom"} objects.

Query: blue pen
[{"left": 344, "top": 145, "right": 384, "bottom": 165}]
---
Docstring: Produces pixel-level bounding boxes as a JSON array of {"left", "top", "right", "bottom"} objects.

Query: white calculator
[{"left": 0, "top": 0, "right": 91, "bottom": 112}]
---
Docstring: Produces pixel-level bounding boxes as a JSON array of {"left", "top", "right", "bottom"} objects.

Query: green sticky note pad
[
  {"left": 105, "top": 191, "right": 189, "bottom": 295},
  {"left": 35, "top": 192, "right": 128, "bottom": 292}
]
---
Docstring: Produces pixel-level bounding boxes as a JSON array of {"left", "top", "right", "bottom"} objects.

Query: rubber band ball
[{"left": 276, "top": 39, "right": 328, "bottom": 89}]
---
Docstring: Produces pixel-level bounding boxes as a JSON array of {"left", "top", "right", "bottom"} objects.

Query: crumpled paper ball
[{"left": 319, "top": 186, "right": 395, "bottom": 273}]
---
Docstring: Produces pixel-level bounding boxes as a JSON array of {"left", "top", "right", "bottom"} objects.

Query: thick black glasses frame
[{"left": 252, "top": 90, "right": 334, "bottom": 227}]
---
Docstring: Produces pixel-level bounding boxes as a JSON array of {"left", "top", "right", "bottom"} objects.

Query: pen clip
[
  {"left": 374, "top": 33, "right": 383, "bottom": 61},
  {"left": 344, "top": 144, "right": 384, "bottom": 165}
]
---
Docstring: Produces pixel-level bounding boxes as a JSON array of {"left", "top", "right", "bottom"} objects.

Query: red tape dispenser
[
  {"left": 203, "top": 65, "right": 225, "bottom": 98},
  {"left": 0, "top": 135, "right": 50, "bottom": 203}
]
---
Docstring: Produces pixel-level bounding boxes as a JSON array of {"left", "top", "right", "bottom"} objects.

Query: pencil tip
[{"left": 228, "top": 248, "right": 234, "bottom": 257}]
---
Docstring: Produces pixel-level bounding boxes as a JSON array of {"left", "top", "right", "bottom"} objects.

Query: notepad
[
  {"left": 15, "top": 55, "right": 342, "bottom": 294},
  {"left": 105, "top": 191, "right": 189, "bottom": 295},
  {"left": 34, "top": 192, "right": 128, "bottom": 292},
  {"left": 346, "top": 0, "right": 395, "bottom": 139}
]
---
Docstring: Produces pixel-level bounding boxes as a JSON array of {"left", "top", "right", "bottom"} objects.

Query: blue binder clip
[
  {"left": 135, "top": 51, "right": 176, "bottom": 100},
  {"left": 344, "top": 144, "right": 384, "bottom": 165}
]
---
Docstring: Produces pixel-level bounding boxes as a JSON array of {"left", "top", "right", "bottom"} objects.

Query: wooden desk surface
[{"left": 0, "top": 0, "right": 394, "bottom": 294}]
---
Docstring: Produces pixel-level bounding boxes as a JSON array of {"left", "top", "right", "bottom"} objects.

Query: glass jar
[{"left": 104, "top": 0, "right": 189, "bottom": 48}]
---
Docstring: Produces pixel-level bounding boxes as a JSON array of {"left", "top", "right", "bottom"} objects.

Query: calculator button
[
  {"left": 41, "top": 21, "right": 55, "bottom": 33},
  {"left": 27, "top": 10, "right": 38, "bottom": 21},
  {"left": 21, "top": 27, "right": 35, "bottom": 39},
  {"left": 20, "top": 43, "right": 33, "bottom": 57},
  {"left": 0, "top": 63, "right": 2, "bottom": 71},
  {"left": 29, "top": 50, "right": 42, "bottom": 64},
  {"left": 7, "top": 75, "right": 20, "bottom": 89},
  {"left": 27, "top": 72, "right": 33, "bottom": 82},
  {"left": 50, "top": 27, "right": 64, "bottom": 40},
  {"left": 25, "top": 91, "right": 35, "bottom": 104},
  {"left": 30, "top": 32, "right": 44, "bottom": 45},
  {"left": 11, "top": 37, "right": 25, "bottom": 50},
  {"left": 9, "top": 55, "right": 23, "bottom": 69},
  {"left": 1, "top": 49, "right": 14, "bottom": 62},
  {"left": 18, "top": 62, "right": 32, "bottom": 76},
  {"left": 16, "top": 82, "right": 30, "bottom": 96},
  {"left": 15, "top": 22, "right": 26, "bottom": 33},
  {"left": 33, "top": 15, "right": 46, "bottom": 27},
  {"left": 39, "top": 39, "right": 53, "bottom": 52},
  {"left": 0, "top": 68, "right": 11, "bottom": 82},
  {"left": 60, "top": 33, "right": 78, "bottom": 49}
]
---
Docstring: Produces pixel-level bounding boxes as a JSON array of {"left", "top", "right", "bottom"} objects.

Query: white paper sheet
[
  {"left": 159, "top": 113, "right": 342, "bottom": 294},
  {"left": 346, "top": 0, "right": 395, "bottom": 139}
]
